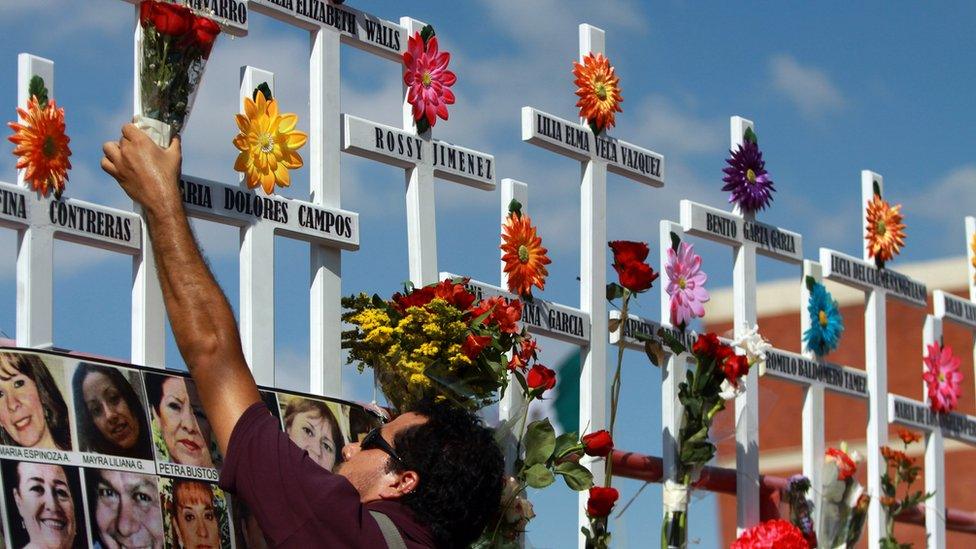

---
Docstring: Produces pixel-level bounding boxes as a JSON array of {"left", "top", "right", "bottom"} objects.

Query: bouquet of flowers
[
  {"left": 816, "top": 445, "right": 869, "bottom": 548},
  {"left": 732, "top": 519, "right": 809, "bottom": 549},
  {"left": 136, "top": 0, "right": 220, "bottom": 146},
  {"left": 342, "top": 278, "right": 530, "bottom": 412},
  {"left": 879, "top": 430, "right": 932, "bottom": 548}
]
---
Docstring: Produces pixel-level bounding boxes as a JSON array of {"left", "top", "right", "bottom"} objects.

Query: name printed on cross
[
  {"left": 442, "top": 274, "right": 590, "bottom": 344},
  {"left": 763, "top": 349, "right": 868, "bottom": 397},
  {"left": 180, "top": 0, "right": 248, "bottom": 33},
  {"left": 48, "top": 200, "right": 136, "bottom": 245},
  {"left": 431, "top": 140, "right": 494, "bottom": 188},
  {"left": 0, "top": 183, "right": 28, "bottom": 223},
  {"left": 935, "top": 291, "right": 976, "bottom": 328},
  {"left": 890, "top": 395, "right": 976, "bottom": 445},
  {"left": 608, "top": 312, "right": 697, "bottom": 354},
  {"left": 179, "top": 176, "right": 359, "bottom": 248},
  {"left": 253, "top": 0, "right": 402, "bottom": 55},
  {"left": 521, "top": 107, "right": 664, "bottom": 185},
  {"left": 681, "top": 201, "right": 803, "bottom": 262},
  {"left": 821, "top": 250, "right": 927, "bottom": 306}
]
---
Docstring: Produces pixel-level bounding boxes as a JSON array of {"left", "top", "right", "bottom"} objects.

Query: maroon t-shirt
[{"left": 219, "top": 402, "right": 437, "bottom": 548}]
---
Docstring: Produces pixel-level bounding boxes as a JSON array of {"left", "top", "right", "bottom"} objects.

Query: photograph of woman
[
  {"left": 0, "top": 352, "right": 72, "bottom": 451},
  {"left": 72, "top": 363, "right": 153, "bottom": 460},
  {"left": 160, "top": 479, "right": 229, "bottom": 549},
  {"left": 144, "top": 374, "right": 219, "bottom": 468},
  {"left": 1, "top": 460, "right": 86, "bottom": 548},
  {"left": 86, "top": 469, "right": 164, "bottom": 549},
  {"left": 278, "top": 395, "right": 346, "bottom": 471}
]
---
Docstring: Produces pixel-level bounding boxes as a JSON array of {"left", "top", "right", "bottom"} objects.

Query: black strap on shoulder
[{"left": 369, "top": 509, "right": 408, "bottom": 549}]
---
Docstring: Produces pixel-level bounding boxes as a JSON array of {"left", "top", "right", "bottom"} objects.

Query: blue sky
[{"left": 2, "top": 1, "right": 976, "bottom": 547}]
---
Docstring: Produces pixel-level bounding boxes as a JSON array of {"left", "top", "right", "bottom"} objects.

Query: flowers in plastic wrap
[
  {"left": 8, "top": 77, "right": 71, "bottom": 198},
  {"left": 500, "top": 199, "right": 551, "bottom": 299},
  {"left": 816, "top": 444, "right": 868, "bottom": 548},
  {"left": 137, "top": 0, "right": 221, "bottom": 145}
]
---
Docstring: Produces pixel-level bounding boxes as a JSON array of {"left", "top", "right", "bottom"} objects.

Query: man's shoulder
[{"left": 364, "top": 499, "right": 438, "bottom": 549}]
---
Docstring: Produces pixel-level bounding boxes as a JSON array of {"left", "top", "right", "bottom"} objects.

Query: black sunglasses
[{"left": 361, "top": 427, "right": 406, "bottom": 468}]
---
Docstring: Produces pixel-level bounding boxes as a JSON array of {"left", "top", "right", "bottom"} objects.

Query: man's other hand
[{"left": 101, "top": 123, "right": 182, "bottom": 216}]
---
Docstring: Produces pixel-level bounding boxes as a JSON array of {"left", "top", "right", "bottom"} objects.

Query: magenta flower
[
  {"left": 666, "top": 241, "right": 709, "bottom": 326},
  {"left": 402, "top": 30, "right": 456, "bottom": 132},
  {"left": 923, "top": 342, "right": 963, "bottom": 413}
]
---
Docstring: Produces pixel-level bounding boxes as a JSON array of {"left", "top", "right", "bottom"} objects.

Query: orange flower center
[
  {"left": 422, "top": 72, "right": 432, "bottom": 87},
  {"left": 875, "top": 219, "right": 887, "bottom": 236},
  {"left": 746, "top": 169, "right": 757, "bottom": 184},
  {"left": 518, "top": 245, "right": 530, "bottom": 264},
  {"left": 42, "top": 136, "right": 58, "bottom": 158},
  {"left": 818, "top": 310, "right": 828, "bottom": 327},
  {"left": 258, "top": 132, "right": 274, "bottom": 153}
]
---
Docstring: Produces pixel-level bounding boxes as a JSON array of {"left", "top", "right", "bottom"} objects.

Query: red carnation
[
  {"left": 581, "top": 430, "right": 614, "bottom": 457},
  {"left": 526, "top": 364, "right": 556, "bottom": 395},
  {"left": 731, "top": 519, "right": 809, "bottom": 549},
  {"left": 585, "top": 486, "right": 619, "bottom": 518},
  {"left": 609, "top": 241, "right": 658, "bottom": 293},
  {"left": 140, "top": 0, "right": 193, "bottom": 37}
]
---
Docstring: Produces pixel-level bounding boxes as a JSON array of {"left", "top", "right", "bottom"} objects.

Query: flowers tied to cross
[
  {"left": 879, "top": 429, "right": 933, "bottom": 548},
  {"left": 138, "top": 0, "right": 221, "bottom": 140},
  {"left": 864, "top": 183, "right": 906, "bottom": 267},
  {"left": 802, "top": 277, "right": 844, "bottom": 357},
  {"left": 342, "top": 278, "right": 532, "bottom": 411},
  {"left": 8, "top": 77, "right": 71, "bottom": 198},
  {"left": 731, "top": 519, "right": 809, "bottom": 549},
  {"left": 722, "top": 128, "right": 776, "bottom": 213},
  {"left": 403, "top": 25, "right": 456, "bottom": 133},
  {"left": 233, "top": 88, "right": 308, "bottom": 195},
  {"left": 818, "top": 444, "right": 869, "bottom": 547},
  {"left": 500, "top": 199, "right": 551, "bottom": 299},
  {"left": 922, "top": 341, "right": 962, "bottom": 413},
  {"left": 665, "top": 233, "right": 709, "bottom": 329},
  {"left": 573, "top": 52, "right": 623, "bottom": 135}
]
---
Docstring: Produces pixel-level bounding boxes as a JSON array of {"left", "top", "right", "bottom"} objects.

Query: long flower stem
[{"left": 605, "top": 291, "right": 630, "bottom": 483}]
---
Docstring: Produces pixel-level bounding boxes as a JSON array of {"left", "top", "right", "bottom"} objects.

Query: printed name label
[
  {"left": 173, "top": 0, "right": 248, "bottom": 34},
  {"left": 609, "top": 312, "right": 698, "bottom": 353},
  {"left": 80, "top": 453, "right": 153, "bottom": 473},
  {"left": 157, "top": 461, "right": 221, "bottom": 481},
  {"left": 48, "top": 199, "right": 139, "bottom": 249},
  {"left": 935, "top": 291, "right": 976, "bottom": 329},
  {"left": 0, "top": 182, "right": 28, "bottom": 225},
  {"left": 681, "top": 201, "right": 803, "bottom": 262},
  {"left": 252, "top": 0, "right": 404, "bottom": 56},
  {"left": 821, "top": 249, "right": 927, "bottom": 306},
  {"left": 764, "top": 349, "right": 868, "bottom": 397},
  {"left": 890, "top": 395, "right": 976, "bottom": 444}
]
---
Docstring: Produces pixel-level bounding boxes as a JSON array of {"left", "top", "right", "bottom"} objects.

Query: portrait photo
[
  {"left": 1, "top": 459, "right": 87, "bottom": 548},
  {"left": 72, "top": 362, "right": 154, "bottom": 460},
  {"left": 144, "top": 373, "right": 220, "bottom": 468},
  {"left": 159, "top": 478, "right": 230, "bottom": 549},
  {"left": 0, "top": 351, "right": 73, "bottom": 451},
  {"left": 85, "top": 469, "right": 164, "bottom": 549},
  {"left": 277, "top": 394, "right": 348, "bottom": 472}
]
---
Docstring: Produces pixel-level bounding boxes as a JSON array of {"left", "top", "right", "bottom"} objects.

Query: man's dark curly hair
[{"left": 389, "top": 399, "right": 504, "bottom": 548}]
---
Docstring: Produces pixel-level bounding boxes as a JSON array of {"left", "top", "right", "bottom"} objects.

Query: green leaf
[
  {"left": 415, "top": 116, "right": 431, "bottom": 134},
  {"left": 252, "top": 82, "right": 273, "bottom": 101},
  {"left": 420, "top": 24, "right": 436, "bottom": 44},
  {"left": 873, "top": 179, "right": 882, "bottom": 197},
  {"left": 524, "top": 463, "right": 555, "bottom": 488},
  {"left": 644, "top": 339, "right": 666, "bottom": 367},
  {"left": 28, "top": 75, "right": 49, "bottom": 108},
  {"left": 657, "top": 327, "right": 687, "bottom": 355},
  {"left": 588, "top": 119, "right": 604, "bottom": 136},
  {"left": 669, "top": 231, "right": 681, "bottom": 253},
  {"left": 606, "top": 282, "right": 625, "bottom": 301},
  {"left": 508, "top": 198, "right": 522, "bottom": 217},
  {"left": 513, "top": 370, "right": 529, "bottom": 394},
  {"left": 555, "top": 461, "right": 594, "bottom": 491},
  {"left": 743, "top": 126, "right": 758, "bottom": 145},
  {"left": 523, "top": 418, "right": 556, "bottom": 466},
  {"left": 805, "top": 275, "right": 817, "bottom": 292},
  {"left": 553, "top": 431, "right": 581, "bottom": 459}
]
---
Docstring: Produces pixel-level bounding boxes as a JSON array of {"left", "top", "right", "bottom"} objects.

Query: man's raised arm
[{"left": 102, "top": 124, "right": 261, "bottom": 453}]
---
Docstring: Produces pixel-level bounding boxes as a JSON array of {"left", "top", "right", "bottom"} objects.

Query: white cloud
[{"left": 768, "top": 54, "right": 846, "bottom": 119}]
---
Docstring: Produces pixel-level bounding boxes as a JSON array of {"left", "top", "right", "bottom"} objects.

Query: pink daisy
[
  {"left": 923, "top": 342, "right": 962, "bottom": 413},
  {"left": 666, "top": 241, "right": 709, "bottom": 326},
  {"left": 402, "top": 32, "right": 456, "bottom": 129}
]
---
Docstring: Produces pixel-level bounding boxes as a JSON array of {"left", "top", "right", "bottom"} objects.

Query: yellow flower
[
  {"left": 233, "top": 91, "right": 307, "bottom": 195},
  {"left": 364, "top": 326, "right": 393, "bottom": 346}
]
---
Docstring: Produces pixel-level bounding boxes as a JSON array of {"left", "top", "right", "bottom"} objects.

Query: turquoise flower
[{"left": 803, "top": 281, "right": 844, "bottom": 357}]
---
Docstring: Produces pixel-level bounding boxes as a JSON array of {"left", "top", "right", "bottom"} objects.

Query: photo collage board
[{"left": 0, "top": 347, "right": 384, "bottom": 548}]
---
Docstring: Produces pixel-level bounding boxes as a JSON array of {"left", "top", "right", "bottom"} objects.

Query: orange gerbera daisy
[
  {"left": 500, "top": 211, "right": 551, "bottom": 298},
  {"left": 573, "top": 52, "right": 623, "bottom": 134},
  {"left": 865, "top": 194, "right": 906, "bottom": 264},
  {"left": 8, "top": 96, "right": 72, "bottom": 197},
  {"left": 970, "top": 233, "right": 976, "bottom": 283}
]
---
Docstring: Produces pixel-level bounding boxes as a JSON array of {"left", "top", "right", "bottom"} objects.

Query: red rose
[
  {"left": 609, "top": 241, "right": 649, "bottom": 265},
  {"left": 581, "top": 430, "right": 614, "bottom": 457},
  {"left": 608, "top": 241, "right": 658, "bottom": 293},
  {"left": 526, "top": 364, "right": 556, "bottom": 395},
  {"left": 461, "top": 334, "right": 491, "bottom": 360},
  {"left": 585, "top": 486, "right": 619, "bottom": 518},
  {"left": 731, "top": 518, "right": 809, "bottom": 549},
  {"left": 190, "top": 15, "right": 220, "bottom": 57},
  {"left": 692, "top": 333, "right": 722, "bottom": 357},
  {"left": 721, "top": 354, "right": 750, "bottom": 387},
  {"left": 141, "top": 1, "right": 193, "bottom": 37},
  {"left": 825, "top": 448, "right": 856, "bottom": 480}
]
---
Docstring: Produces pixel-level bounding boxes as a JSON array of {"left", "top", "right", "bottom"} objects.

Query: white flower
[
  {"left": 734, "top": 324, "right": 772, "bottom": 376},
  {"left": 719, "top": 378, "right": 743, "bottom": 401}
]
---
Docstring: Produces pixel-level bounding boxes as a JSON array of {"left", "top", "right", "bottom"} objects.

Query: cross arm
[
  {"left": 679, "top": 200, "right": 803, "bottom": 263},
  {"left": 820, "top": 248, "right": 928, "bottom": 307}
]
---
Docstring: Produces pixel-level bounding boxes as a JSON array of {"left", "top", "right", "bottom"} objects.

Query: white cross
[
  {"left": 341, "top": 17, "right": 496, "bottom": 287},
  {"left": 8, "top": 54, "right": 146, "bottom": 354},
  {"left": 518, "top": 24, "right": 666, "bottom": 543},
  {"left": 818, "top": 170, "right": 928, "bottom": 546}
]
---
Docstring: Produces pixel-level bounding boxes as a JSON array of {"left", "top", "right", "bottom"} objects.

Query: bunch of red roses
[{"left": 138, "top": 0, "right": 220, "bottom": 138}]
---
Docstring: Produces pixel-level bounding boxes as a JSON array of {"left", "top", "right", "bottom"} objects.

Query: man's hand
[{"left": 101, "top": 124, "right": 182, "bottom": 218}]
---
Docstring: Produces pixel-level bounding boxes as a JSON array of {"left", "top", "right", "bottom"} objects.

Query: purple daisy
[{"left": 721, "top": 141, "right": 775, "bottom": 213}]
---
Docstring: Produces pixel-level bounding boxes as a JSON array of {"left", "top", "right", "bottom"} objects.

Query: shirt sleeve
[{"left": 219, "top": 402, "right": 368, "bottom": 546}]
